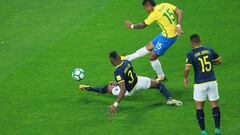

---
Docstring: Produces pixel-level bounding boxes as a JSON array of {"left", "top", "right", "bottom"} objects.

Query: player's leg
[
  {"left": 207, "top": 81, "right": 221, "bottom": 135},
  {"left": 196, "top": 101, "right": 208, "bottom": 135},
  {"left": 150, "top": 80, "right": 182, "bottom": 106},
  {"left": 79, "top": 84, "right": 108, "bottom": 94},
  {"left": 150, "top": 80, "right": 172, "bottom": 99},
  {"left": 128, "top": 76, "right": 151, "bottom": 96},
  {"left": 210, "top": 101, "right": 221, "bottom": 135},
  {"left": 125, "top": 43, "right": 153, "bottom": 61},
  {"left": 149, "top": 34, "right": 177, "bottom": 81},
  {"left": 149, "top": 52, "right": 166, "bottom": 81},
  {"left": 194, "top": 84, "right": 208, "bottom": 135}
]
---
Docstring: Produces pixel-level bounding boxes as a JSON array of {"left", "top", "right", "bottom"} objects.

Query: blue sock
[
  {"left": 196, "top": 109, "right": 205, "bottom": 131},
  {"left": 212, "top": 107, "right": 221, "bottom": 129},
  {"left": 89, "top": 85, "right": 108, "bottom": 94},
  {"left": 158, "top": 83, "right": 172, "bottom": 100}
]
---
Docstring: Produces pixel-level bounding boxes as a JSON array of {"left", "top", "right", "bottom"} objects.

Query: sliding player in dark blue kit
[
  {"left": 184, "top": 34, "right": 222, "bottom": 135},
  {"left": 108, "top": 51, "right": 182, "bottom": 114}
]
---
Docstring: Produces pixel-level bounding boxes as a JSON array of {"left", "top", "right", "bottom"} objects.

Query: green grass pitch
[{"left": 0, "top": 0, "right": 240, "bottom": 134}]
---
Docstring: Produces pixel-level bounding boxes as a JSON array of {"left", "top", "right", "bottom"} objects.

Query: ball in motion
[{"left": 72, "top": 68, "right": 85, "bottom": 81}]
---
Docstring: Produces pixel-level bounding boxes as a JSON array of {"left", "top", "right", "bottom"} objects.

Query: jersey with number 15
[
  {"left": 186, "top": 46, "right": 221, "bottom": 84},
  {"left": 144, "top": 3, "right": 178, "bottom": 38}
]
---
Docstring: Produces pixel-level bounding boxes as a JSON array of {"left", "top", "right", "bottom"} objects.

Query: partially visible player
[
  {"left": 184, "top": 34, "right": 222, "bottom": 135},
  {"left": 125, "top": 0, "right": 183, "bottom": 81},
  {"left": 80, "top": 81, "right": 181, "bottom": 105},
  {"left": 108, "top": 51, "right": 182, "bottom": 114}
]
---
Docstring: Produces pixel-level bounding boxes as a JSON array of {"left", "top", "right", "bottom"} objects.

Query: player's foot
[
  {"left": 201, "top": 130, "right": 208, "bottom": 135},
  {"left": 214, "top": 128, "right": 221, "bottom": 135},
  {"left": 155, "top": 76, "right": 168, "bottom": 82},
  {"left": 167, "top": 99, "right": 183, "bottom": 106},
  {"left": 79, "top": 85, "right": 92, "bottom": 91}
]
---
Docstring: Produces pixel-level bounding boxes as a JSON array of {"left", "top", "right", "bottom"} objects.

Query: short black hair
[
  {"left": 142, "top": 0, "right": 156, "bottom": 6},
  {"left": 109, "top": 51, "right": 119, "bottom": 59},
  {"left": 190, "top": 34, "right": 201, "bottom": 43}
]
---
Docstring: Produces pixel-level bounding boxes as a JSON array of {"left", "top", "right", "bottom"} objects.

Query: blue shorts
[{"left": 152, "top": 33, "right": 177, "bottom": 56}]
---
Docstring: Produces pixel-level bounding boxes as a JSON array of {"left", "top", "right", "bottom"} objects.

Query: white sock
[
  {"left": 126, "top": 46, "right": 149, "bottom": 61},
  {"left": 150, "top": 59, "right": 165, "bottom": 77}
]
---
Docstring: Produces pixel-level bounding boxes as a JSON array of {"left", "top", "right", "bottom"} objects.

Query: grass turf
[{"left": 0, "top": 0, "right": 240, "bottom": 134}]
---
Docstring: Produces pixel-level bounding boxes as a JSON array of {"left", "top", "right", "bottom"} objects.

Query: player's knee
[
  {"left": 195, "top": 101, "right": 204, "bottom": 109},
  {"left": 150, "top": 80, "right": 159, "bottom": 88},
  {"left": 210, "top": 101, "right": 218, "bottom": 108},
  {"left": 107, "top": 85, "right": 113, "bottom": 94},
  {"left": 146, "top": 43, "right": 154, "bottom": 51},
  {"left": 149, "top": 52, "right": 159, "bottom": 61}
]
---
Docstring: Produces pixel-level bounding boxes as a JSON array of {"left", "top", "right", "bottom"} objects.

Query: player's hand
[
  {"left": 107, "top": 105, "right": 117, "bottom": 117},
  {"left": 184, "top": 79, "right": 189, "bottom": 87},
  {"left": 125, "top": 20, "right": 133, "bottom": 29},
  {"left": 176, "top": 25, "right": 183, "bottom": 36}
]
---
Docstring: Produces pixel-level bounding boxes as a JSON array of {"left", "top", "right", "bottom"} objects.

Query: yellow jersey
[{"left": 144, "top": 3, "right": 177, "bottom": 38}]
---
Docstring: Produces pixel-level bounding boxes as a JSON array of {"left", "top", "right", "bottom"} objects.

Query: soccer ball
[{"left": 72, "top": 68, "right": 85, "bottom": 81}]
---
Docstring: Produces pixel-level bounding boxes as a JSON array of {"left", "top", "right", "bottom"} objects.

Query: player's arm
[
  {"left": 213, "top": 58, "right": 222, "bottom": 65},
  {"left": 174, "top": 8, "right": 183, "bottom": 26},
  {"left": 108, "top": 81, "right": 126, "bottom": 114},
  {"left": 125, "top": 12, "right": 155, "bottom": 30},
  {"left": 174, "top": 7, "right": 184, "bottom": 36},
  {"left": 125, "top": 21, "right": 147, "bottom": 29},
  {"left": 184, "top": 64, "right": 191, "bottom": 87},
  {"left": 184, "top": 54, "right": 193, "bottom": 87},
  {"left": 211, "top": 49, "right": 222, "bottom": 65},
  {"left": 115, "top": 81, "right": 126, "bottom": 104}
]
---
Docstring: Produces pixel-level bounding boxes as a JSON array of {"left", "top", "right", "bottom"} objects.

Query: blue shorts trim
[{"left": 151, "top": 33, "right": 177, "bottom": 56}]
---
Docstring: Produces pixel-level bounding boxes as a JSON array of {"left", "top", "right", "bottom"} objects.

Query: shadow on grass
[{"left": 120, "top": 102, "right": 164, "bottom": 113}]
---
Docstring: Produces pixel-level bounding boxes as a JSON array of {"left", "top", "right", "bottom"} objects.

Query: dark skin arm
[
  {"left": 174, "top": 7, "right": 184, "bottom": 36},
  {"left": 213, "top": 58, "right": 222, "bottom": 65},
  {"left": 184, "top": 64, "right": 191, "bottom": 87},
  {"left": 108, "top": 81, "right": 126, "bottom": 114},
  {"left": 174, "top": 8, "right": 183, "bottom": 26}
]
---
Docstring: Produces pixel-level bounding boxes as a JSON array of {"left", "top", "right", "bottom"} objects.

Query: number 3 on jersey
[
  {"left": 198, "top": 56, "right": 212, "bottom": 72},
  {"left": 128, "top": 70, "right": 134, "bottom": 84}
]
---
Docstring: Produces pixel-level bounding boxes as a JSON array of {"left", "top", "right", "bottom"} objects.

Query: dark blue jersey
[
  {"left": 114, "top": 60, "right": 138, "bottom": 92},
  {"left": 186, "top": 46, "right": 220, "bottom": 84}
]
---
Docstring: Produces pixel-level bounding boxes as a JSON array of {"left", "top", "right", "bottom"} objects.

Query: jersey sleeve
[
  {"left": 186, "top": 53, "right": 193, "bottom": 65},
  {"left": 144, "top": 12, "right": 156, "bottom": 25},
  {"left": 165, "top": 3, "right": 177, "bottom": 11},
  {"left": 114, "top": 71, "right": 125, "bottom": 84},
  {"left": 210, "top": 48, "right": 220, "bottom": 61}
]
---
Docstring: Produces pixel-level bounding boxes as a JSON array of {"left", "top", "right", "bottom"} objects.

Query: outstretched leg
[
  {"left": 126, "top": 43, "right": 153, "bottom": 61},
  {"left": 150, "top": 80, "right": 182, "bottom": 106},
  {"left": 80, "top": 85, "right": 108, "bottom": 94}
]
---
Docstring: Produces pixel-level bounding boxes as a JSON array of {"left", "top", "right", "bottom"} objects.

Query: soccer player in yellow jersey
[{"left": 125, "top": 0, "right": 183, "bottom": 81}]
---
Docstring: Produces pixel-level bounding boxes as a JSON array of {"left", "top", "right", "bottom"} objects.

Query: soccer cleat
[
  {"left": 79, "top": 85, "right": 92, "bottom": 91},
  {"left": 201, "top": 130, "right": 208, "bottom": 135},
  {"left": 167, "top": 99, "right": 183, "bottom": 106},
  {"left": 120, "top": 56, "right": 127, "bottom": 60},
  {"left": 155, "top": 76, "right": 168, "bottom": 82},
  {"left": 214, "top": 128, "right": 221, "bottom": 135}
]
